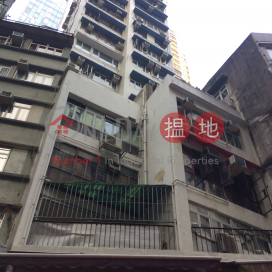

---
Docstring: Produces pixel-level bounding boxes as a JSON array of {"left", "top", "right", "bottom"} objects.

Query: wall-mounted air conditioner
[
  {"left": 203, "top": 147, "right": 220, "bottom": 160},
  {"left": 116, "top": 42, "right": 124, "bottom": 50},
  {"left": 215, "top": 233, "right": 238, "bottom": 253},
  {"left": 116, "top": 10, "right": 122, "bottom": 15},
  {"left": 95, "top": 14, "right": 100, "bottom": 22},
  {"left": 227, "top": 155, "right": 247, "bottom": 176},
  {"left": 0, "top": 91, "right": 13, "bottom": 106},
  {"left": 67, "top": 60, "right": 79, "bottom": 73},
  {"left": 86, "top": 23, "right": 94, "bottom": 32},
  {"left": 134, "top": 21, "right": 141, "bottom": 29},
  {"left": 112, "top": 74, "right": 120, "bottom": 84},
  {"left": 163, "top": 38, "right": 170, "bottom": 46},
  {"left": 101, "top": 133, "right": 122, "bottom": 153},
  {"left": 182, "top": 97, "right": 196, "bottom": 110},
  {"left": 136, "top": 16, "right": 144, "bottom": 23},
  {"left": 98, "top": 0, "right": 104, "bottom": 7},
  {"left": 76, "top": 56, "right": 85, "bottom": 66},
  {"left": 159, "top": 30, "right": 166, "bottom": 37},
  {"left": 226, "top": 120, "right": 240, "bottom": 133},
  {"left": 12, "top": 31, "right": 24, "bottom": 46},
  {"left": 149, "top": 79, "right": 156, "bottom": 86},
  {"left": 142, "top": 42, "right": 150, "bottom": 50},
  {"left": 17, "top": 59, "right": 29, "bottom": 72},
  {"left": 146, "top": 60, "right": 155, "bottom": 69},
  {"left": 147, "top": 5, "right": 154, "bottom": 13},
  {"left": 108, "top": 160, "right": 121, "bottom": 173},
  {"left": 154, "top": 64, "right": 161, "bottom": 73},
  {"left": 161, "top": 52, "right": 169, "bottom": 62}
]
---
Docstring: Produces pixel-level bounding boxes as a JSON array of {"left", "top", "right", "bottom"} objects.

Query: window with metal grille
[
  {"left": 14, "top": 70, "right": 54, "bottom": 86},
  {"left": 29, "top": 42, "right": 63, "bottom": 56},
  {"left": 1, "top": 102, "right": 31, "bottom": 121}
]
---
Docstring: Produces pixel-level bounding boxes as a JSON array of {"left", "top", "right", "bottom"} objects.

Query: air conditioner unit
[
  {"left": 116, "top": 42, "right": 124, "bottom": 50},
  {"left": 101, "top": 133, "right": 122, "bottom": 153},
  {"left": 256, "top": 249, "right": 269, "bottom": 255},
  {"left": 98, "top": 0, "right": 104, "bottom": 7},
  {"left": 227, "top": 155, "right": 247, "bottom": 176},
  {"left": 136, "top": 16, "right": 144, "bottom": 23},
  {"left": 86, "top": 23, "right": 94, "bottom": 32},
  {"left": 108, "top": 160, "right": 121, "bottom": 173},
  {"left": 215, "top": 233, "right": 238, "bottom": 253},
  {"left": 62, "top": 22, "right": 68, "bottom": 29},
  {"left": 149, "top": 79, "right": 156, "bottom": 86},
  {"left": 67, "top": 60, "right": 80, "bottom": 73},
  {"left": 226, "top": 120, "right": 240, "bottom": 133},
  {"left": 146, "top": 60, "right": 155, "bottom": 69},
  {"left": 161, "top": 52, "right": 169, "bottom": 62},
  {"left": 0, "top": 91, "right": 13, "bottom": 106},
  {"left": 17, "top": 59, "right": 29, "bottom": 72},
  {"left": 76, "top": 56, "right": 85, "bottom": 66},
  {"left": 182, "top": 97, "right": 196, "bottom": 110},
  {"left": 142, "top": 42, "right": 150, "bottom": 50},
  {"left": 159, "top": 30, "right": 166, "bottom": 37},
  {"left": 116, "top": 9, "right": 122, "bottom": 15},
  {"left": 134, "top": 21, "right": 141, "bottom": 29},
  {"left": 154, "top": 64, "right": 161, "bottom": 73},
  {"left": 95, "top": 14, "right": 100, "bottom": 22},
  {"left": 112, "top": 74, "right": 120, "bottom": 84},
  {"left": 203, "top": 147, "right": 220, "bottom": 160},
  {"left": 147, "top": 5, "right": 154, "bottom": 13},
  {"left": 12, "top": 31, "right": 24, "bottom": 46},
  {"left": 163, "top": 38, "right": 170, "bottom": 46}
]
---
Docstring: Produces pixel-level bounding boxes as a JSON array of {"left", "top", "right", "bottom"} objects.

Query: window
[
  {"left": 64, "top": 101, "right": 104, "bottom": 132},
  {"left": 29, "top": 42, "right": 63, "bottom": 56},
  {"left": 0, "top": 148, "right": 10, "bottom": 172},
  {"left": 75, "top": 40, "right": 91, "bottom": 54},
  {"left": 93, "top": 49, "right": 118, "bottom": 68},
  {"left": 47, "top": 142, "right": 138, "bottom": 184},
  {"left": 130, "top": 78, "right": 144, "bottom": 91},
  {"left": 132, "top": 59, "right": 145, "bottom": 71},
  {"left": 0, "top": 36, "right": 11, "bottom": 45},
  {"left": 225, "top": 131, "right": 242, "bottom": 149},
  {"left": 121, "top": 126, "right": 140, "bottom": 156},
  {"left": 0, "top": 65, "right": 11, "bottom": 77},
  {"left": 267, "top": 48, "right": 272, "bottom": 59},
  {"left": 93, "top": 72, "right": 116, "bottom": 90},
  {"left": 1, "top": 102, "right": 31, "bottom": 121},
  {"left": 104, "top": 117, "right": 121, "bottom": 138},
  {"left": 214, "top": 85, "right": 229, "bottom": 101},
  {"left": 15, "top": 71, "right": 54, "bottom": 86}
]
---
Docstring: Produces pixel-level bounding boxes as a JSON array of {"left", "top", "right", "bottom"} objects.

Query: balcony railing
[
  {"left": 144, "top": 0, "right": 166, "bottom": 13},
  {"left": 27, "top": 182, "right": 175, "bottom": 250},
  {"left": 135, "top": 3, "right": 165, "bottom": 23},
  {"left": 192, "top": 227, "right": 272, "bottom": 255},
  {"left": 88, "top": 0, "right": 125, "bottom": 22}
]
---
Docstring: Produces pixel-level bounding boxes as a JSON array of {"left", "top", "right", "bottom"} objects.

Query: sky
[
  {"left": 7, "top": 0, "right": 272, "bottom": 89},
  {"left": 167, "top": 0, "right": 272, "bottom": 89}
]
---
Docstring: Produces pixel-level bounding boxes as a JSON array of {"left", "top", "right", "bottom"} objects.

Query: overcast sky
[{"left": 167, "top": 0, "right": 272, "bottom": 89}]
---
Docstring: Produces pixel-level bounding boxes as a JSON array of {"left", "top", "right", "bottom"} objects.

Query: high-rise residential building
[
  {"left": 169, "top": 29, "right": 191, "bottom": 84},
  {"left": 18, "top": 0, "right": 70, "bottom": 29},
  {"left": 0, "top": 0, "right": 15, "bottom": 18},
  {"left": 169, "top": 29, "right": 182, "bottom": 79},
  {"left": 1, "top": 2, "right": 272, "bottom": 272}
]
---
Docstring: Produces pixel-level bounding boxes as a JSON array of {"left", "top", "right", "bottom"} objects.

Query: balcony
[
  {"left": 192, "top": 226, "right": 272, "bottom": 255},
  {"left": 107, "top": 0, "right": 128, "bottom": 10},
  {"left": 134, "top": 5, "right": 168, "bottom": 32},
  {"left": 132, "top": 50, "right": 174, "bottom": 78},
  {"left": 87, "top": 0, "right": 127, "bottom": 23},
  {"left": 133, "top": 17, "right": 169, "bottom": 43},
  {"left": 135, "top": 0, "right": 167, "bottom": 21},
  {"left": 27, "top": 182, "right": 175, "bottom": 250},
  {"left": 82, "top": 12, "right": 125, "bottom": 43}
]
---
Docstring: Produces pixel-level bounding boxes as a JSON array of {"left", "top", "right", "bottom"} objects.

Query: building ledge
[
  {"left": 0, "top": 43, "right": 69, "bottom": 62},
  {"left": 0, "top": 117, "right": 45, "bottom": 131},
  {"left": 0, "top": 172, "right": 30, "bottom": 182},
  {"left": 0, "top": 76, "right": 57, "bottom": 91}
]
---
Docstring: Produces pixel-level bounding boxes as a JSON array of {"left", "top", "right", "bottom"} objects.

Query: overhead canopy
[
  {"left": 0, "top": 253, "right": 222, "bottom": 271},
  {"left": 130, "top": 69, "right": 156, "bottom": 85}
]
